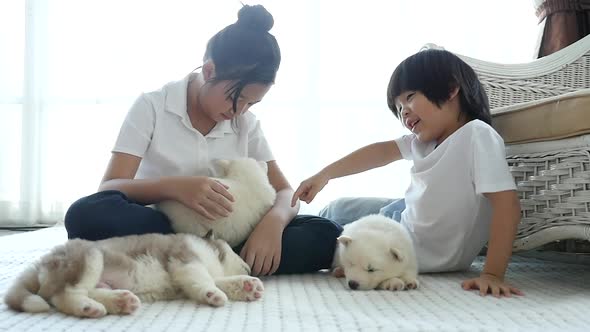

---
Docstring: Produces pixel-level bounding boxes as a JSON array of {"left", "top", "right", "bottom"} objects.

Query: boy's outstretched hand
[
  {"left": 290, "top": 172, "right": 330, "bottom": 207},
  {"left": 461, "top": 273, "right": 524, "bottom": 298}
]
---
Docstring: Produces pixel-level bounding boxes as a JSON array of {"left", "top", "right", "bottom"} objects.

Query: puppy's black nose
[{"left": 348, "top": 280, "right": 359, "bottom": 290}]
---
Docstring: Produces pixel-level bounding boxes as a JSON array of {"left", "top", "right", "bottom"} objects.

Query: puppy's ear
[
  {"left": 390, "top": 248, "right": 404, "bottom": 262},
  {"left": 337, "top": 236, "right": 352, "bottom": 246},
  {"left": 217, "top": 247, "right": 226, "bottom": 262},
  {"left": 204, "top": 230, "right": 214, "bottom": 240}
]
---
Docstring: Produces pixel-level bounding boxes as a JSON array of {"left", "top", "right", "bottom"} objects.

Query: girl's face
[
  {"left": 395, "top": 90, "right": 461, "bottom": 144},
  {"left": 199, "top": 81, "right": 271, "bottom": 122},
  {"left": 197, "top": 61, "right": 272, "bottom": 123}
]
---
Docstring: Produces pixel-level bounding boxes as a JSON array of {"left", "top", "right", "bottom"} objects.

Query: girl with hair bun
[{"left": 65, "top": 4, "right": 342, "bottom": 276}]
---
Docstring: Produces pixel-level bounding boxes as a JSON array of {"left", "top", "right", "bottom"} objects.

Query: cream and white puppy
[
  {"left": 157, "top": 158, "right": 276, "bottom": 247},
  {"left": 332, "top": 214, "right": 419, "bottom": 291},
  {"left": 4, "top": 232, "right": 263, "bottom": 318}
]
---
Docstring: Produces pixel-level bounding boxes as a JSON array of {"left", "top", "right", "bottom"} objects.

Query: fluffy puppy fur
[
  {"left": 157, "top": 158, "right": 276, "bottom": 247},
  {"left": 4, "top": 232, "right": 263, "bottom": 318},
  {"left": 332, "top": 214, "right": 419, "bottom": 291}
]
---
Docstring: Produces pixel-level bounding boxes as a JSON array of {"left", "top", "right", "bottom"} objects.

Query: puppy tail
[{"left": 3, "top": 265, "right": 51, "bottom": 313}]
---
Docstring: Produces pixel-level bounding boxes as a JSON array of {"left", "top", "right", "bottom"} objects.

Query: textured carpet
[{"left": 1, "top": 227, "right": 588, "bottom": 332}]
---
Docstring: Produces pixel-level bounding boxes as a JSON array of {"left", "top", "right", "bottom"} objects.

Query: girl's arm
[
  {"left": 292, "top": 140, "right": 402, "bottom": 206},
  {"left": 99, "top": 152, "right": 170, "bottom": 204},
  {"left": 263, "top": 160, "right": 298, "bottom": 229},
  {"left": 99, "top": 152, "right": 234, "bottom": 220},
  {"left": 461, "top": 189, "right": 524, "bottom": 297},
  {"left": 239, "top": 160, "right": 297, "bottom": 276}
]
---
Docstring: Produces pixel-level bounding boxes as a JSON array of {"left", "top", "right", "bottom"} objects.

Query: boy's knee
[{"left": 318, "top": 197, "right": 351, "bottom": 219}]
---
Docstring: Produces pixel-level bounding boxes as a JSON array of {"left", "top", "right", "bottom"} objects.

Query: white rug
[{"left": 0, "top": 227, "right": 588, "bottom": 332}]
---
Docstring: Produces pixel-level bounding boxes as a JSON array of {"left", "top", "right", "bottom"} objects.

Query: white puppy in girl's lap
[
  {"left": 332, "top": 214, "right": 419, "bottom": 291},
  {"left": 157, "top": 158, "right": 276, "bottom": 247}
]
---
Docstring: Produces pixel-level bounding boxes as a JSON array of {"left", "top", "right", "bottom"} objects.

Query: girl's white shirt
[
  {"left": 113, "top": 75, "right": 274, "bottom": 179},
  {"left": 395, "top": 120, "right": 516, "bottom": 272}
]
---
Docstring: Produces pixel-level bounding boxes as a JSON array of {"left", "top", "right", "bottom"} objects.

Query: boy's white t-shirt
[
  {"left": 112, "top": 75, "right": 275, "bottom": 179},
  {"left": 394, "top": 120, "right": 516, "bottom": 273}
]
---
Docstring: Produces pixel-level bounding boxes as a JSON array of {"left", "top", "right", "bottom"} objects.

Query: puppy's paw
[
  {"left": 107, "top": 290, "right": 141, "bottom": 314},
  {"left": 403, "top": 278, "right": 419, "bottom": 290},
  {"left": 377, "top": 277, "right": 405, "bottom": 291},
  {"left": 219, "top": 276, "right": 264, "bottom": 302},
  {"left": 202, "top": 288, "right": 228, "bottom": 307},
  {"left": 239, "top": 276, "right": 264, "bottom": 301},
  {"left": 75, "top": 300, "right": 107, "bottom": 318}
]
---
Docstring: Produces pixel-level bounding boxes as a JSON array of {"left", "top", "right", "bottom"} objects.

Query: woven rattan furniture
[{"left": 425, "top": 35, "right": 590, "bottom": 251}]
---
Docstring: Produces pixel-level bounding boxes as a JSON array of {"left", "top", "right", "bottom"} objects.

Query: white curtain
[{"left": 0, "top": 0, "right": 538, "bottom": 227}]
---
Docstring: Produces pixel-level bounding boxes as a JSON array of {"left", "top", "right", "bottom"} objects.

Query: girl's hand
[
  {"left": 240, "top": 212, "right": 284, "bottom": 276},
  {"left": 291, "top": 172, "right": 330, "bottom": 207},
  {"left": 165, "top": 176, "right": 234, "bottom": 221},
  {"left": 461, "top": 273, "right": 523, "bottom": 298}
]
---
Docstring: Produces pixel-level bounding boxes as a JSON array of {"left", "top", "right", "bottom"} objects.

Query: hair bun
[{"left": 237, "top": 4, "right": 274, "bottom": 32}]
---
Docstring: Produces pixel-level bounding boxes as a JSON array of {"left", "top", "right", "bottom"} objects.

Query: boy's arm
[
  {"left": 320, "top": 140, "right": 402, "bottom": 180},
  {"left": 291, "top": 140, "right": 402, "bottom": 206},
  {"left": 481, "top": 190, "right": 521, "bottom": 279},
  {"left": 461, "top": 189, "right": 524, "bottom": 297}
]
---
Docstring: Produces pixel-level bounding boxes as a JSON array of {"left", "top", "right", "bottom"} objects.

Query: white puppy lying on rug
[
  {"left": 4, "top": 231, "right": 263, "bottom": 318},
  {"left": 157, "top": 158, "right": 276, "bottom": 247},
  {"left": 332, "top": 214, "right": 419, "bottom": 291}
]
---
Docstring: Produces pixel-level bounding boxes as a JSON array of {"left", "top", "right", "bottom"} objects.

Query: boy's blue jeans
[
  {"left": 319, "top": 197, "right": 406, "bottom": 226},
  {"left": 65, "top": 190, "right": 343, "bottom": 275}
]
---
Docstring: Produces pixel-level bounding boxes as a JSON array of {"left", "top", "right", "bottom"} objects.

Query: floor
[
  {"left": 1, "top": 226, "right": 589, "bottom": 331},
  {"left": 1, "top": 227, "right": 589, "bottom": 267}
]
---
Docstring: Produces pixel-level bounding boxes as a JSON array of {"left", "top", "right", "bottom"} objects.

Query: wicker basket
[{"left": 507, "top": 147, "right": 590, "bottom": 250}]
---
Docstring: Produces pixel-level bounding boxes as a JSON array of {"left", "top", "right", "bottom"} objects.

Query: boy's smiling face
[{"left": 395, "top": 89, "right": 463, "bottom": 145}]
